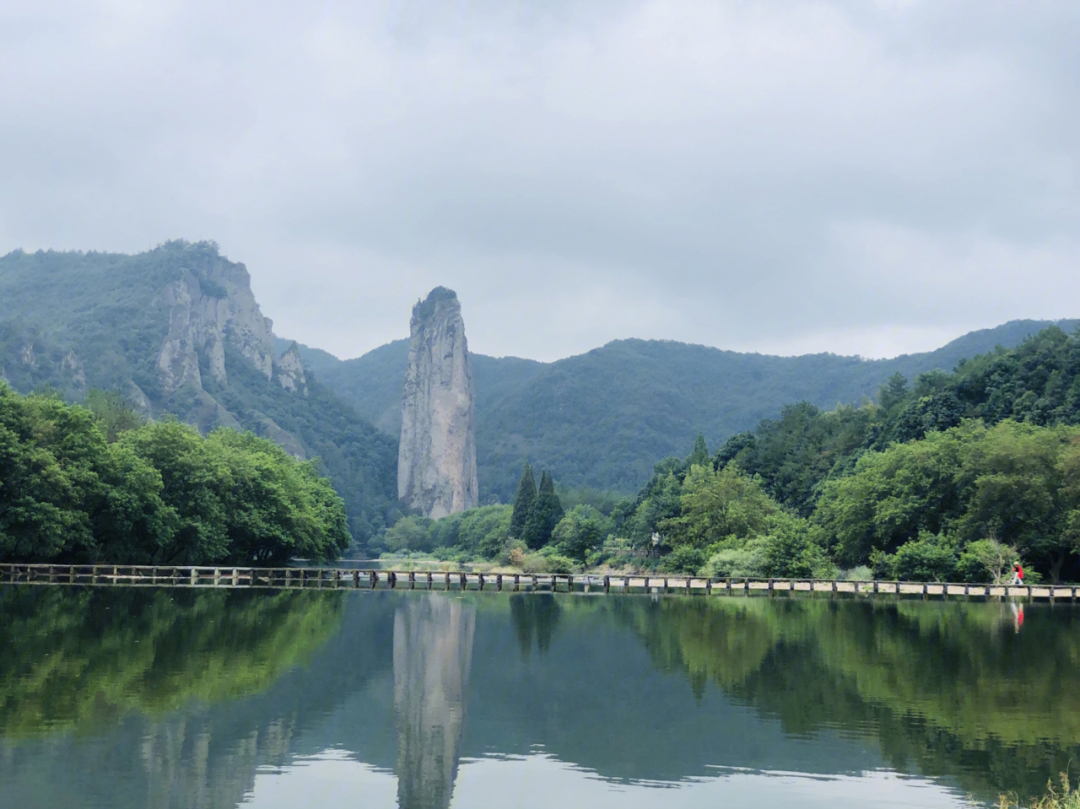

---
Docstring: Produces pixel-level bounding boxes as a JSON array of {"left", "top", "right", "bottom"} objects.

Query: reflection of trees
[
  {"left": 0, "top": 586, "right": 345, "bottom": 738},
  {"left": 619, "top": 596, "right": 1080, "bottom": 801},
  {"left": 613, "top": 598, "right": 781, "bottom": 697},
  {"left": 394, "top": 594, "right": 476, "bottom": 809},
  {"left": 509, "top": 594, "right": 561, "bottom": 657}
]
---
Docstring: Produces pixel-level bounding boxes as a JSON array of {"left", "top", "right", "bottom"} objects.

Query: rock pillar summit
[{"left": 397, "top": 287, "right": 479, "bottom": 519}]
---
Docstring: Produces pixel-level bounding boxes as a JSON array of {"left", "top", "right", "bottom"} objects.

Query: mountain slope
[
  {"left": 0, "top": 242, "right": 398, "bottom": 542},
  {"left": 300, "top": 319, "right": 1078, "bottom": 501}
]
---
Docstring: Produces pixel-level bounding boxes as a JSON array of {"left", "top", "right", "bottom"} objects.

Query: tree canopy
[{"left": 0, "top": 383, "right": 350, "bottom": 566}]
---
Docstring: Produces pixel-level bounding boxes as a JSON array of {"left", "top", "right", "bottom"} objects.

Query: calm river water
[{"left": 0, "top": 586, "right": 1077, "bottom": 809}]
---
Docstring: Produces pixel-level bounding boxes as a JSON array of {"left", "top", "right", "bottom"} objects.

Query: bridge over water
[{"left": 1, "top": 562, "right": 1076, "bottom": 601}]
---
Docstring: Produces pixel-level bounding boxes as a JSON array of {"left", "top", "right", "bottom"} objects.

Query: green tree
[
  {"left": 83, "top": 389, "right": 144, "bottom": 442},
  {"left": 384, "top": 515, "right": 434, "bottom": 553},
  {"left": 878, "top": 372, "right": 909, "bottom": 412},
  {"left": 958, "top": 421, "right": 1080, "bottom": 582},
  {"left": 687, "top": 433, "right": 709, "bottom": 467},
  {"left": 523, "top": 470, "right": 564, "bottom": 549},
  {"left": 661, "top": 464, "right": 778, "bottom": 550},
  {"left": 813, "top": 426, "right": 970, "bottom": 568},
  {"left": 0, "top": 384, "right": 172, "bottom": 564},
  {"left": 509, "top": 463, "right": 537, "bottom": 539},
  {"left": 551, "top": 505, "right": 609, "bottom": 562}
]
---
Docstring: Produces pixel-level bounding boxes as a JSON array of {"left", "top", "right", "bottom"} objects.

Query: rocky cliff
[{"left": 397, "top": 288, "right": 478, "bottom": 518}]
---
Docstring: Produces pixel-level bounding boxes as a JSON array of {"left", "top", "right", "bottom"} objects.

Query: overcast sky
[{"left": 1, "top": 0, "right": 1077, "bottom": 362}]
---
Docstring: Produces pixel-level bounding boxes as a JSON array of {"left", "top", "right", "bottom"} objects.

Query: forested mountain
[
  {"left": 286, "top": 319, "right": 1076, "bottom": 502},
  {"left": 617, "top": 324, "right": 1080, "bottom": 583},
  {"left": 0, "top": 243, "right": 398, "bottom": 543}
]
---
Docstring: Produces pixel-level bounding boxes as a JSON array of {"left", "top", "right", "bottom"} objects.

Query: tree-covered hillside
[
  {"left": 0, "top": 243, "right": 398, "bottom": 544},
  {"left": 292, "top": 319, "right": 1076, "bottom": 502},
  {"left": 390, "top": 324, "right": 1080, "bottom": 584}
]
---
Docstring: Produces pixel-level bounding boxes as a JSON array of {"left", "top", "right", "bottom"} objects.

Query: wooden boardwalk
[{"left": 0, "top": 563, "right": 1076, "bottom": 601}]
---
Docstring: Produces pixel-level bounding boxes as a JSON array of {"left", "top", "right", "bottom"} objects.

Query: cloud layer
[{"left": 2, "top": 0, "right": 1077, "bottom": 360}]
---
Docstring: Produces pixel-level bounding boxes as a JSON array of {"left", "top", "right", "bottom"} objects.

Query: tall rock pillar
[{"left": 398, "top": 287, "right": 479, "bottom": 519}]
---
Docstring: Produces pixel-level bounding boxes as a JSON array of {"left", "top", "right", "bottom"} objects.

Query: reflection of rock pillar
[{"left": 394, "top": 595, "right": 475, "bottom": 809}]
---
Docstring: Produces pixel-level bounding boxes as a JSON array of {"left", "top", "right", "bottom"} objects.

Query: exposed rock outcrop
[
  {"left": 60, "top": 351, "right": 86, "bottom": 389},
  {"left": 275, "top": 342, "right": 307, "bottom": 395},
  {"left": 397, "top": 287, "right": 478, "bottom": 519},
  {"left": 155, "top": 262, "right": 276, "bottom": 394}
]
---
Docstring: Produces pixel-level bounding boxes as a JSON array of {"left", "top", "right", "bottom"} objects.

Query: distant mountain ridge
[{"left": 281, "top": 319, "right": 1079, "bottom": 502}]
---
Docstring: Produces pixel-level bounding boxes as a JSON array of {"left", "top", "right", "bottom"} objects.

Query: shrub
[
  {"left": 876, "top": 532, "right": 958, "bottom": 581},
  {"left": 701, "top": 540, "right": 767, "bottom": 578},
  {"left": 658, "top": 546, "right": 706, "bottom": 574}
]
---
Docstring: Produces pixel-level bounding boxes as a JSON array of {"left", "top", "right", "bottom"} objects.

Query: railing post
[
  {"left": 496, "top": 574, "right": 503, "bottom": 591},
  {"left": 603, "top": 575, "right": 610, "bottom": 593}
]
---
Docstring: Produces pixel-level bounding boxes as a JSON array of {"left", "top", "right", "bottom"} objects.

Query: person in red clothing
[{"left": 1009, "top": 562, "right": 1024, "bottom": 585}]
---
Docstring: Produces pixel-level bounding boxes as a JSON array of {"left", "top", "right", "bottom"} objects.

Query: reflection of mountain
[
  {"left": 3, "top": 588, "right": 1080, "bottom": 808},
  {"left": 394, "top": 595, "right": 475, "bottom": 809}
]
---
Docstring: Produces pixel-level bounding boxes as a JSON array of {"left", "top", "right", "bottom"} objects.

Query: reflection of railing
[{"left": 1, "top": 562, "right": 1076, "bottom": 600}]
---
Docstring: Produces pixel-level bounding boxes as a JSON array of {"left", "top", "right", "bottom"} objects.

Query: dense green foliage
[
  {"left": 305, "top": 319, "right": 1075, "bottom": 501},
  {"left": 393, "top": 324, "right": 1080, "bottom": 582},
  {"left": 381, "top": 466, "right": 613, "bottom": 570},
  {"left": 0, "top": 384, "right": 350, "bottom": 565},
  {"left": 703, "top": 325, "right": 1080, "bottom": 582},
  {"left": 0, "top": 243, "right": 399, "bottom": 546}
]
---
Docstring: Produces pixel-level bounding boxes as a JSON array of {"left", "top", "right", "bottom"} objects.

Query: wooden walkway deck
[{"left": 0, "top": 563, "right": 1076, "bottom": 601}]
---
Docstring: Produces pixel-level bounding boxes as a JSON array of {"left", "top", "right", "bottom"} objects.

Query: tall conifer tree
[
  {"left": 688, "top": 433, "right": 709, "bottom": 468},
  {"left": 509, "top": 463, "right": 537, "bottom": 539},
  {"left": 523, "top": 470, "right": 565, "bottom": 549}
]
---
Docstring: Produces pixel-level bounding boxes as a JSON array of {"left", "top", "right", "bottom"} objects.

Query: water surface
[{"left": 0, "top": 586, "right": 1075, "bottom": 808}]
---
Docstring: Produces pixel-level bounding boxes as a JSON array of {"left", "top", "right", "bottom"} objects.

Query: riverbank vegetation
[
  {"left": 0, "top": 382, "right": 350, "bottom": 565},
  {"left": 382, "top": 325, "right": 1080, "bottom": 583}
]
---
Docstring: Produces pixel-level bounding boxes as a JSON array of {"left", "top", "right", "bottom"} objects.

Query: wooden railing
[{"left": 0, "top": 563, "right": 1075, "bottom": 600}]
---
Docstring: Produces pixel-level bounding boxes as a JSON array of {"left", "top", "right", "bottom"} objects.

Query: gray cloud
[{"left": 1, "top": 0, "right": 1077, "bottom": 361}]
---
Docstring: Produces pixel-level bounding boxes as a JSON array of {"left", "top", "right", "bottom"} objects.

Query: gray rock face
[
  {"left": 275, "top": 342, "right": 307, "bottom": 395},
  {"left": 155, "top": 262, "right": 276, "bottom": 394},
  {"left": 398, "top": 288, "right": 478, "bottom": 519}
]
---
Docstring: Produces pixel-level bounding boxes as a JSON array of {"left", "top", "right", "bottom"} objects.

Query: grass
[{"left": 991, "top": 775, "right": 1080, "bottom": 809}]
